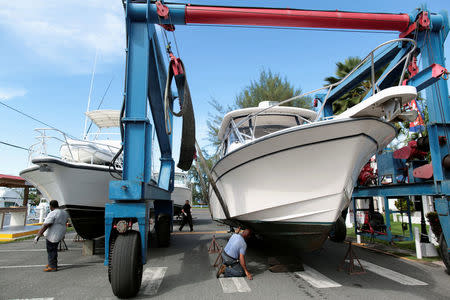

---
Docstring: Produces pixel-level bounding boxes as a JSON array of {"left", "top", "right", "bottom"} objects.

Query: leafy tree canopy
[
  {"left": 188, "top": 153, "right": 216, "bottom": 205},
  {"left": 236, "top": 69, "right": 310, "bottom": 109},
  {"left": 206, "top": 69, "right": 311, "bottom": 148},
  {"left": 197, "top": 69, "right": 311, "bottom": 204},
  {"left": 324, "top": 56, "right": 390, "bottom": 114},
  {"left": 324, "top": 56, "right": 366, "bottom": 114}
]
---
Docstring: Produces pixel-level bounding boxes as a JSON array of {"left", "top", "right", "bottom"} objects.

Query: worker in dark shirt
[
  {"left": 216, "top": 228, "right": 252, "bottom": 280},
  {"left": 179, "top": 200, "right": 193, "bottom": 232}
]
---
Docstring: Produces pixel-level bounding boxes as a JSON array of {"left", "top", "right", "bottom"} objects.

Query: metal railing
[
  {"left": 27, "top": 128, "right": 122, "bottom": 168},
  {"left": 219, "top": 38, "right": 417, "bottom": 155}
]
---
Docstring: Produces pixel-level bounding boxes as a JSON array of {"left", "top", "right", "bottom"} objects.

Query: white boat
[
  {"left": 20, "top": 110, "right": 122, "bottom": 239},
  {"left": 0, "top": 188, "right": 23, "bottom": 208},
  {"left": 172, "top": 171, "right": 192, "bottom": 216},
  {"left": 209, "top": 86, "right": 417, "bottom": 251},
  {"left": 0, "top": 188, "right": 24, "bottom": 227},
  {"left": 151, "top": 170, "right": 191, "bottom": 217}
]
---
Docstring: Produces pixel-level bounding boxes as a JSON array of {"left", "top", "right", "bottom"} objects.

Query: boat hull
[
  {"left": 172, "top": 186, "right": 191, "bottom": 216},
  {"left": 210, "top": 117, "right": 396, "bottom": 251},
  {"left": 20, "top": 158, "right": 116, "bottom": 239}
]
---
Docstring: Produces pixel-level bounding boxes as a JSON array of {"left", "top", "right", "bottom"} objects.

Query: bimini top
[
  {"left": 85, "top": 110, "right": 120, "bottom": 128},
  {"left": 218, "top": 105, "right": 317, "bottom": 141}
]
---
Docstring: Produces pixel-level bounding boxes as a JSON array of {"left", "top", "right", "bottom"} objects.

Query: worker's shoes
[
  {"left": 216, "top": 264, "right": 226, "bottom": 278},
  {"left": 43, "top": 267, "right": 57, "bottom": 272}
]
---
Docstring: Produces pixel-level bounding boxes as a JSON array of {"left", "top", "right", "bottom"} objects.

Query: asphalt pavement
[{"left": 0, "top": 208, "right": 449, "bottom": 300}]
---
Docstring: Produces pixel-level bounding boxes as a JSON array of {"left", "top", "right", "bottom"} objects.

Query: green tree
[
  {"left": 324, "top": 56, "right": 391, "bottom": 114},
  {"left": 324, "top": 57, "right": 368, "bottom": 114},
  {"left": 188, "top": 152, "right": 216, "bottom": 205},
  {"left": 206, "top": 98, "right": 234, "bottom": 149},
  {"left": 18, "top": 187, "right": 41, "bottom": 206},
  {"left": 199, "top": 69, "right": 311, "bottom": 204},
  {"left": 207, "top": 68, "right": 311, "bottom": 147},
  {"left": 235, "top": 69, "right": 310, "bottom": 109},
  {"left": 394, "top": 197, "right": 415, "bottom": 213}
]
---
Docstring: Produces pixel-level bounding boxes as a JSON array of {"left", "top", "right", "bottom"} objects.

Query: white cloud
[
  {"left": 0, "top": 87, "right": 27, "bottom": 100},
  {"left": 0, "top": 0, "right": 126, "bottom": 74}
]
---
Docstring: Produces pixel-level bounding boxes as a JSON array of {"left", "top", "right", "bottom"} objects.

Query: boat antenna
[
  {"left": 83, "top": 49, "right": 98, "bottom": 139},
  {"left": 85, "top": 75, "right": 115, "bottom": 136}
]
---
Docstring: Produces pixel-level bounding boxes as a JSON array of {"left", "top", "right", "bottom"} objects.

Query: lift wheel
[
  {"left": 439, "top": 234, "right": 450, "bottom": 274},
  {"left": 156, "top": 213, "right": 171, "bottom": 247},
  {"left": 110, "top": 231, "right": 143, "bottom": 298}
]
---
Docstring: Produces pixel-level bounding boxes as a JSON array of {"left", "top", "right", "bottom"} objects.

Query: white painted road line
[
  {"left": 219, "top": 277, "right": 251, "bottom": 293},
  {"left": 0, "top": 249, "right": 80, "bottom": 252},
  {"left": 0, "top": 263, "right": 100, "bottom": 269},
  {"left": 359, "top": 260, "right": 428, "bottom": 286},
  {"left": 0, "top": 249, "right": 48, "bottom": 252},
  {"left": 141, "top": 267, "right": 168, "bottom": 296},
  {"left": 295, "top": 265, "right": 342, "bottom": 288},
  {"left": 10, "top": 298, "right": 54, "bottom": 300},
  {"left": 232, "top": 277, "right": 251, "bottom": 292}
]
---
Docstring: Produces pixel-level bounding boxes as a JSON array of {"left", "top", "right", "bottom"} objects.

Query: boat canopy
[
  {"left": 218, "top": 106, "right": 317, "bottom": 140},
  {"left": 85, "top": 110, "right": 120, "bottom": 128}
]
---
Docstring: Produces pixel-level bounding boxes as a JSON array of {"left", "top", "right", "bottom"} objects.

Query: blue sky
[{"left": 0, "top": 0, "right": 449, "bottom": 176}]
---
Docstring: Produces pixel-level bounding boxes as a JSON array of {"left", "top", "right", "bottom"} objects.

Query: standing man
[
  {"left": 34, "top": 200, "right": 69, "bottom": 272},
  {"left": 179, "top": 200, "right": 193, "bottom": 232},
  {"left": 217, "top": 228, "right": 253, "bottom": 280}
]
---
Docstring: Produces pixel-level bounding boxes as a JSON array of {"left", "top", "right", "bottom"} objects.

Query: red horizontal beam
[{"left": 185, "top": 6, "right": 410, "bottom": 32}]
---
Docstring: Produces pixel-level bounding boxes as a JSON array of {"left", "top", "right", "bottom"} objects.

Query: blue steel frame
[
  {"left": 351, "top": 6, "right": 450, "bottom": 255},
  {"left": 352, "top": 196, "right": 413, "bottom": 242},
  {"left": 104, "top": 0, "right": 450, "bottom": 266},
  {"left": 104, "top": 1, "right": 176, "bottom": 266}
]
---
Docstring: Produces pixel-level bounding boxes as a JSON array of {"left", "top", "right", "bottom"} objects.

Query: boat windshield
[
  {"left": 234, "top": 114, "right": 299, "bottom": 139},
  {"left": 174, "top": 173, "right": 187, "bottom": 186}
]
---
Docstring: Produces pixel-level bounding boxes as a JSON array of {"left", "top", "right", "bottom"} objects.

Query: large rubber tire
[
  {"left": 156, "top": 214, "right": 171, "bottom": 247},
  {"left": 438, "top": 233, "right": 450, "bottom": 274},
  {"left": 107, "top": 234, "right": 117, "bottom": 283},
  {"left": 111, "top": 231, "right": 143, "bottom": 298},
  {"left": 329, "top": 216, "right": 347, "bottom": 243}
]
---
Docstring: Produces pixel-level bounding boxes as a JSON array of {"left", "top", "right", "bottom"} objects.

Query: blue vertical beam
[
  {"left": 407, "top": 197, "right": 413, "bottom": 241},
  {"left": 122, "top": 21, "right": 151, "bottom": 184},
  {"left": 352, "top": 198, "right": 359, "bottom": 236},
  {"left": 435, "top": 197, "right": 450, "bottom": 248},
  {"left": 384, "top": 197, "right": 393, "bottom": 241},
  {"left": 109, "top": 17, "right": 152, "bottom": 200},
  {"left": 420, "top": 10, "right": 450, "bottom": 183}
]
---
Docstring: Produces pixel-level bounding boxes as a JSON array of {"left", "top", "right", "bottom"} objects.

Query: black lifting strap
[{"left": 166, "top": 58, "right": 196, "bottom": 171}]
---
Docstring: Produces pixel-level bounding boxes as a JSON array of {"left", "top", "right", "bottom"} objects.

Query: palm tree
[
  {"left": 324, "top": 56, "right": 392, "bottom": 114},
  {"left": 324, "top": 57, "right": 370, "bottom": 114}
]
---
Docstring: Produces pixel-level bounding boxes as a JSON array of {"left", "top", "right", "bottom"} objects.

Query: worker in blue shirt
[{"left": 216, "top": 229, "right": 252, "bottom": 280}]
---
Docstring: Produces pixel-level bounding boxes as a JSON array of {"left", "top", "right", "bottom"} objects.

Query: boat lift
[{"left": 105, "top": 1, "right": 450, "bottom": 297}]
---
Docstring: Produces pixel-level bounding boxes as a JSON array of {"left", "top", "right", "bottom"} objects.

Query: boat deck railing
[
  {"left": 27, "top": 128, "right": 122, "bottom": 168},
  {"left": 219, "top": 38, "right": 417, "bottom": 156}
]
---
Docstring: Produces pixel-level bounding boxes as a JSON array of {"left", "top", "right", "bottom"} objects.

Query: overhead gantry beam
[
  {"left": 183, "top": 6, "right": 411, "bottom": 31},
  {"left": 130, "top": 3, "right": 412, "bottom": 32}
]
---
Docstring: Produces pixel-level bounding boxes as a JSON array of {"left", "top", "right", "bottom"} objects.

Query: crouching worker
[
  {"left": 34, "top": 200, "right": 69, "bottom": 272},
  {"left": 216, "top": 228, "right": 252, "bottom": 280}
]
